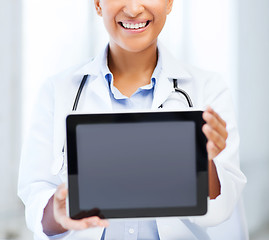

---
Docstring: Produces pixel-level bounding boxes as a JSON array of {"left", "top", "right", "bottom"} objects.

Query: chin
[{"left": 119, "top": 39, "right": 158, "bottom": 53}]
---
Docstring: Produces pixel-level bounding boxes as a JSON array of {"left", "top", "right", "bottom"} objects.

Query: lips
[{"left": 119, "top": 20, "right": 151, "bottom": 31}]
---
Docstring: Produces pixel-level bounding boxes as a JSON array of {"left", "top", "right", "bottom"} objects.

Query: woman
[{"left": 18, "top": 0, "right": 247, "bottom": 239}]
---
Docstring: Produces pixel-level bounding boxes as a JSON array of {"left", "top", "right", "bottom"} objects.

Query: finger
[
  {"left": 100, "top": 220, "right": 109, "bottom": 227},
  {"left": 202, "top": 124, "right": 226, "bottom": 150},
  {"left": 61, "top": 216, "right": 108, "bottom": 230},
  {"left": 203, "top": 124, "right": 226, "bottom": 150},
  {"left": 55, "top": 184, "right": 67, "bottom": 201},
  {"left": 57, "top": 183, "right": 66, "bottom": 191},
  {"left": 207, "top": 141, "right": 221, "bottom": 160},
  {"left": 60, "top": 217, "right": 91, "bottom": 230},
  {"left": 203, "top": 111, "right": 228, "bottom": 140},
  {"left": 205, "top": 106, "right": 227, "bottom": 128},
  {"left": 85, "top": 217, "right": 109, "bottom": 228}
]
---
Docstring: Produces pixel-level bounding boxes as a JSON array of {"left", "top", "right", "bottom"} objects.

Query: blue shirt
[{"left": 100, "top": 47, "right": 162, "bottom": 240}]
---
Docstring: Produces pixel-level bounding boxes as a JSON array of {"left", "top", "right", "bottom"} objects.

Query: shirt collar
[
  {"left": 151, "top": 47, "right": 162, "bottom": 81},
  {"left": 101, "top": 45, "right": 113, "bottom": 84}
]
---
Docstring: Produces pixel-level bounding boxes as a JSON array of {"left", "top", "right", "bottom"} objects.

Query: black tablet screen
[{"left": 75, "top": 121, "right": 196, "bottom": 210}]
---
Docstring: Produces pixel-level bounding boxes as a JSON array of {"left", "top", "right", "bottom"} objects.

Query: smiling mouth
[{"left": 119, "top": 20, "right": 151, "bottom": 30}]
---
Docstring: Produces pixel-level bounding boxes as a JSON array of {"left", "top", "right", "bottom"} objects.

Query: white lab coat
[{"left": 18, "top": 43, "right": 247, "bottom": 240}]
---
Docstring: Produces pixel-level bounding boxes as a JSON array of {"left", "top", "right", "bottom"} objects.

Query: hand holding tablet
[
  {"left": 53, "top": 184, "right": 109, "bottom": 230},
  {"left": 66, "top": 111, "right": 208, "bottom": 220}
]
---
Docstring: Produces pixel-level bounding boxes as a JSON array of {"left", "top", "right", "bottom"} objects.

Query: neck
[{"left": 108, "top": 42, "right": 158, "bottom": 78}]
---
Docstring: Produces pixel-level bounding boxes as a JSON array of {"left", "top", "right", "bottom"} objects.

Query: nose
[{"left": 123, "top": 0, "right": 145, "bottom": 18}]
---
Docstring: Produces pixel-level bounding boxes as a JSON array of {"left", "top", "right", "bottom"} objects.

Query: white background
[{"left": 0, "top": 0, "right": 268, "bottom": 239}]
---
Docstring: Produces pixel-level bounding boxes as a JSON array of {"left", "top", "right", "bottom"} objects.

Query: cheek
[
  {"left": 101, "top": 10, "right": 118, "bottom": 35},
  {"left": 153, "top": 12, "right": 167, "bottom": 35},
  {"left": 149, "top": 2, "right": 168, "bottom": 27}
]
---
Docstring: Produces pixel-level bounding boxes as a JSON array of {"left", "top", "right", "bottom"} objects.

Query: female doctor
[{"left": 18, "top": 0, "right": 247, "bottom": 239}]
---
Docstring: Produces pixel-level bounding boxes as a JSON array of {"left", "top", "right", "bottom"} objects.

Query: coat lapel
[
  {"left": 151, "top": 71, "right": 174, "bottom": 109},
  {"left": 151, "top": 42, "right": 193, "bottom": 109},
  {"left": 72, "top": 45, "right": 113, "bottom": 112},
  {"left": 86, "top": 75, "right": 113, "bottom": 112}
]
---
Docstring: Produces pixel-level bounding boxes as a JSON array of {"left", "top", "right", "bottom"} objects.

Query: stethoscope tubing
[
  {"left": 72, "top": 75, "right": 88, "bottom": 111},
  {"left": 173, "top": 79, "right": 193, "bottom": 108},
  {"left": 72, "top": 75, "right": 193, "bottom": 111}
]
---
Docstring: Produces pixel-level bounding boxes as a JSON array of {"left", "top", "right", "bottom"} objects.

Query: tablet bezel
[{"left": 66, "top": 111, "right": 208, "bottom": 220}]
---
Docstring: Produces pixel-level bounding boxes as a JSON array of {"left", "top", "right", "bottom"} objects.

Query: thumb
[{"left": 55, "top": 183, "right": 67, "bottom": 201}]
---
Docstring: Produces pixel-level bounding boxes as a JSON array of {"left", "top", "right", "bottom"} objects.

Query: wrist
[
  {"left": 208, "top": 159, "right": 221, "bottom": 199},
  {"left": 42, "top": 195, "right": 68, "bottom": 236}
]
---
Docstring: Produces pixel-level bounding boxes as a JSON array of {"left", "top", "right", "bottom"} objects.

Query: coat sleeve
[
  {"left": 17, "top": 79, "right": 64, "bottom": 239},
  {"left": 189, "top": 73, "right": 247, "bottom": 227}
]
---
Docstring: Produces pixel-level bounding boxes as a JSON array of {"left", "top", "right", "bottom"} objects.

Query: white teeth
[{"left": 122, "top": 22, "right": 147, "bottom": 29}]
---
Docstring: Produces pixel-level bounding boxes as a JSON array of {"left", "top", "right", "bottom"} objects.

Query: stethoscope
[
  {"left": 72, "top": 75, "right": 193, "bottom": 111},
  {"left": 63, "top": 75, "right": 193, "bottom": 153}
]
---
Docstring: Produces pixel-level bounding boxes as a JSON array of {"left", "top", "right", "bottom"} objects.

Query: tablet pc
[{"left": 66, "top": 111, "right": 208, "bottom": 220}]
